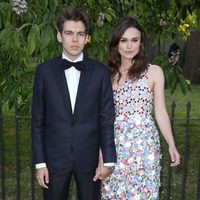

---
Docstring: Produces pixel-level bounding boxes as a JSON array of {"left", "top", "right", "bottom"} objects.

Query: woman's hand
[{"left": 169, "top": 145, "right": 181, "bottom": 167}]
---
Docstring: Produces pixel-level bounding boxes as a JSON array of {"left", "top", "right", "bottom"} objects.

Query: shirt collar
[{"left": 62, "top": 52, "right": 83, "bottom": 62}]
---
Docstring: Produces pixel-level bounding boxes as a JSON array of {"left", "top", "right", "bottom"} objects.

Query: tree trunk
[{"left": 181, "top": 31, "right": 200, "bottom": 84}]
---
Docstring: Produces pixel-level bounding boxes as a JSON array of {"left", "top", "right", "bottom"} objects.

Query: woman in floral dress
[{"left": 99, "top": 16, "right": 180, "bottom": 199}]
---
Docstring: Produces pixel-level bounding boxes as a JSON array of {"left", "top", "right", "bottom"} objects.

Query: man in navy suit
[{"left": 31, "top": 5, "right": 116, "bottom": 200}]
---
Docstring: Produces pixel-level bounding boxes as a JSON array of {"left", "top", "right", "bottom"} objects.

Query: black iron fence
[{"left": 0, "top": 99, "right": 200, "bottom": 200}]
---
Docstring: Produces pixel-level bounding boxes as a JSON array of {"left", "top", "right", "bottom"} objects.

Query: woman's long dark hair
[{"left": 107, "top": 16, "right": 149, "bottom": 82}]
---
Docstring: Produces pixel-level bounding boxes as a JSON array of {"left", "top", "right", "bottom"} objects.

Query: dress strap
[{"left": 140, "top": 64, "right": 150, "bottom": 79}]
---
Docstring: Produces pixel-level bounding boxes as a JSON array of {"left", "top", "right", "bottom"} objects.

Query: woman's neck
[{"left": 120, "top": 59, "right": 134, "bottom": 73}]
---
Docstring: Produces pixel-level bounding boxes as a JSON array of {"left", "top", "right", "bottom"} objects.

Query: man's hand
[
  {"left": 36, "top": 167, "right": 49, "bottom": 189},
  {"left": 93, "top": 148, "right": 114, "bottom": 181},
  {"left": 93, "top": 166, "right": 112, "bottom": 181}
]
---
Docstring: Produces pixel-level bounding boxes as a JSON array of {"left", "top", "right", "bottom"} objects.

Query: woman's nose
[{"left": 127, "top": 41, "right": 132, "bottom": 49}]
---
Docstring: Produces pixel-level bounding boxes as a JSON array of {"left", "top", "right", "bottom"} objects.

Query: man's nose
[{"left": 72, "top": 34, "right": 78, "bottom": 41}]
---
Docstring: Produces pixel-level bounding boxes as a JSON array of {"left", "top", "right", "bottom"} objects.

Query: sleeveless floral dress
[{"left": 101, "top": 72, "right": 162, "bottom": 200}]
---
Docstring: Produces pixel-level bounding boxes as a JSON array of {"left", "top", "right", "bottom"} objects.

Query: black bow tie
[{"left": 62, "top": 59, "right": 85, "bottom": 71}]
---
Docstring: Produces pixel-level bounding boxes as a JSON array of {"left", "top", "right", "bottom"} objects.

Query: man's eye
[
  {"left": 79, "top": 32, "right": 86, "bottom": 37},
  {"left": 65, "top": 32, "right": 72, "bottom": 35}
]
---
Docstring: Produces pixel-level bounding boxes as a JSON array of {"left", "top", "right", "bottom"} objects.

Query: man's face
[{"left": 57, "top": 20, "right": 88, "bottom": 60}]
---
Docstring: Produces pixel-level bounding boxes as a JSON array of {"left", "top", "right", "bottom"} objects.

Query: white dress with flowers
[{"left": 101, "top": 72, "right": 161, "bottom": 200}]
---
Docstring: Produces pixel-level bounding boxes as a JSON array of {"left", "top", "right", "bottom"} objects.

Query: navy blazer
[{"left": 31, "top": 55, "right": 116, "bottom": 173}]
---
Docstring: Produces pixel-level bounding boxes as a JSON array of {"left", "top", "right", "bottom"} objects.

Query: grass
[
  {"left": 0, "top": 84, "right": 199, "bottom": 199},
  {"left": 165, "top": 84, "right": 200, "bottom": 117},
  {"left": 160, "top": 83, "right": 200, "bottom": 200}
]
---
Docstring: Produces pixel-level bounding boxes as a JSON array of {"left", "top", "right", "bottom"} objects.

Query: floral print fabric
[{"left": 101, "top": 72, "right": 162, "bottom": 200}]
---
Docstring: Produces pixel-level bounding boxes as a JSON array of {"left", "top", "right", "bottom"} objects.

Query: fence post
[
  {"left": 14, "top": 99, "right": 20, "bottom": 200},
  {"left": 0, "top": 99, "right": 5, "bottom": 200},
  {"left": 180, "top": 100, "right": 191, "bottom": 200},
  {"left": 166, "top": 100, "right": 176, "bottom": 200},
  {"left": 30, "top": 110, "right": 36, "bottom": 200},
  {"left": 196, "top": 158, "right": 200, "bottom": 200},
  {"left": 30, "top": 155, "right": 35, "bottom": 200}
]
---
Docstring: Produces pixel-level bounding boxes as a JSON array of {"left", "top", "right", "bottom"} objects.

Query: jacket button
[{"left": 71, "top": 120, "right": 75, "bottom": 127}]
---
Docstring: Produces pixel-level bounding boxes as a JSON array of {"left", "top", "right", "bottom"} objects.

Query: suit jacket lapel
[
  {"left": 52, "top": 57, "right": 73, "bottom": 117},
  {"left": 73, "top": 58, "right": 93, "bottom": 117},
  {"left": 52, "top": 56, "right": 93, "bottom": 119}
]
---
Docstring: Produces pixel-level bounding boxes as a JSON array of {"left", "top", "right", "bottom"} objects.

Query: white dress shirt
[{"left": 63, "top": 53, "right": 82, "bottom": 113}]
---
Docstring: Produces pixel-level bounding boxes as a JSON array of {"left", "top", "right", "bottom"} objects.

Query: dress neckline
[
  {"left": 113, "top": 79, "right": 134, "bottom": 92},
  {"left": 113, "top": 75, "right": 154, "bottom": 94}
]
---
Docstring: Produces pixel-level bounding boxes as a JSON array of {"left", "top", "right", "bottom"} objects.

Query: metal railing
[{"left": 0, "top": 99, "right": 200, "bottom": 200}]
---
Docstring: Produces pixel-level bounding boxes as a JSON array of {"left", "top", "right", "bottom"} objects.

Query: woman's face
[{"left": 118, "top": 27, "right": 141, "bottom": 62}]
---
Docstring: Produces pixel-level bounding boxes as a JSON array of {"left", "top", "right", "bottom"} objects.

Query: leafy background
[
  {"left": 0, "top": 0, "right": 200, "bottom": 113},
  {"left": 0, "top": 1, "right": 200, "bottom": 199}
]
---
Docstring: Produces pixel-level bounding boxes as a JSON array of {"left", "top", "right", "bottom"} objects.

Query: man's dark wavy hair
[{"left": 57, "top": 5, "right": 90, "bottom": 34}]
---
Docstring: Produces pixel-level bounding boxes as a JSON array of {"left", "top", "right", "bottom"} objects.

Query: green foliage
[
  {"left": 152, "top": 53, "right": 191, "bottom": 94},
  {"left": 0, "top": 0, "right": 116, "bottom": 113},
  {"left": 0, "top": 0, "right": 199, "bottom": 113},
  {"left": 122, "top": 0, "right": 200, "bottom": 48},
  {"left": 0, "top": 1, "right": 61, "bottom": 113}
]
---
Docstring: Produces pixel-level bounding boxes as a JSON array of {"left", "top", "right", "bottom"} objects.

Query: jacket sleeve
[
  {"left": 31, "top": 65, "right": 46, "bottom": 165},
  {"left": 99, "top": 67, "right": 117, "bottom": 163}
]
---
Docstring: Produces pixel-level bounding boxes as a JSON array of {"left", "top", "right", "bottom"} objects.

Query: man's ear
[
  {"left": 57, "top": 32, "right": 62, "bottom": 43},
  {"left": 85, "top": 34, "right": 89, "bottom": 44}
]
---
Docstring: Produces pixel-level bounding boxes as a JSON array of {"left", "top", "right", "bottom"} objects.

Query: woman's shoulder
[
  {"left": 146, "top": 64, "right": 164, "bottom": 84},
  {"left": 148, "top": 63, "right": 162, "bottom": 71},
  {"left": 147, "top": 64, "right": 164, "bottom": 76}
]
